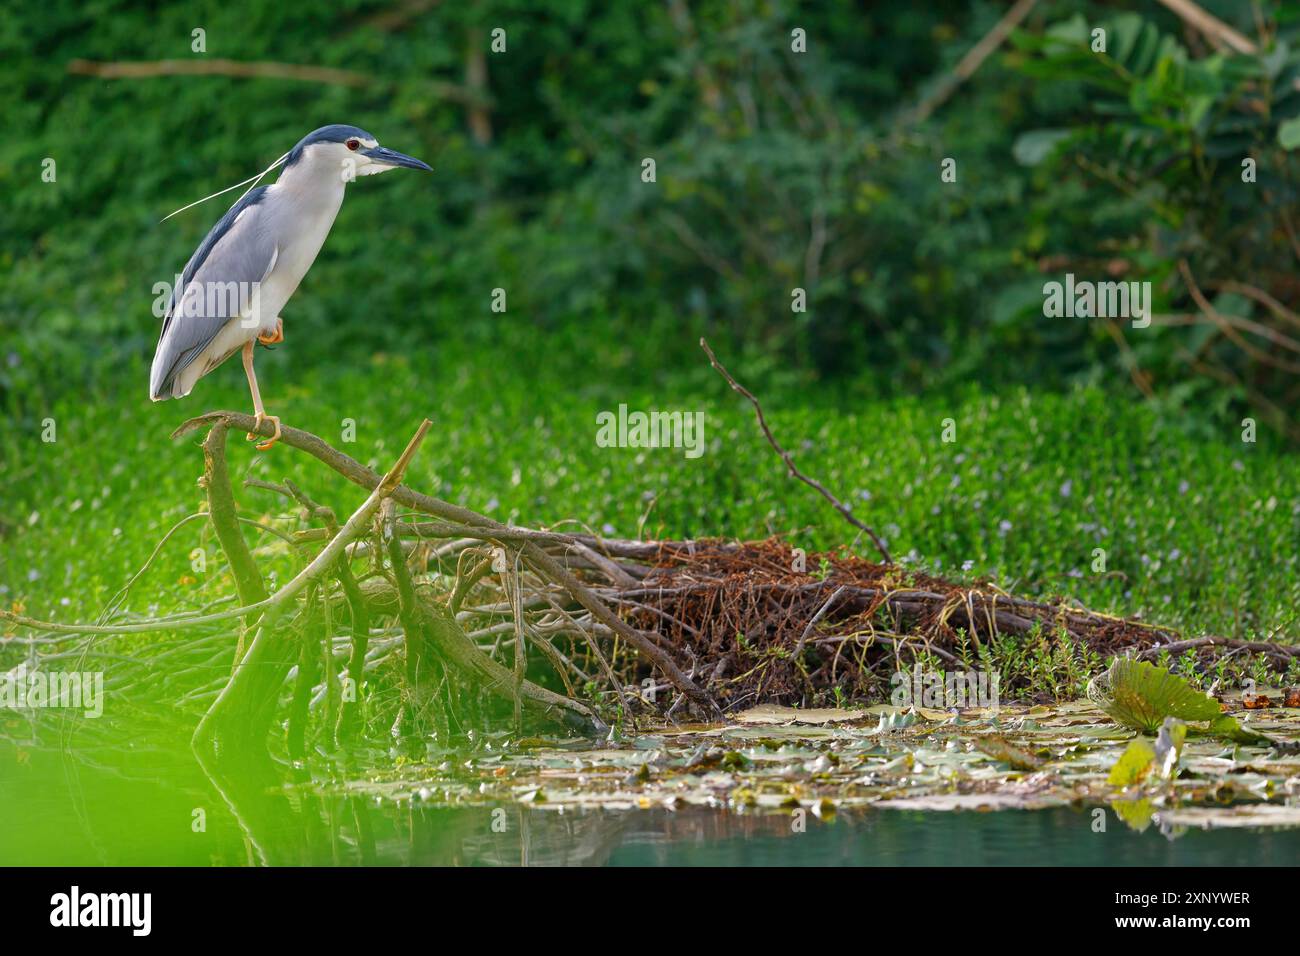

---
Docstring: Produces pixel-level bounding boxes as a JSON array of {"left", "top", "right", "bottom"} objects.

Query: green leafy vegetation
[
  {"left": 5, "top": 2, "right": 1299, "bottom": 432},
  {"left": 1006, "top": 6, "right": 1300, "bottom": 437},
  {"left": 4, "top": 342, "right": 1298, "bottom": 650}
]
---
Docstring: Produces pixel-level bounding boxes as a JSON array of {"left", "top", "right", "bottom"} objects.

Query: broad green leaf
[
  {"left": 1045, "top": 13, "right": 1090, "bottom": 46},
  {"left": 1108, "top": 736, "right": 1156, "bottom": 786},
  {"left": 1207, "top": 714, "right": 1271, "bottom": 745},
  {"left": 1262, "top": 41, "right": 1290, "bottom": 80},
  {"left": 1087, "top": 658, "right": 1220, "bottom": 732},
  {"left": 1108, "top": 13, "right": 1144, "bottom": 65}
]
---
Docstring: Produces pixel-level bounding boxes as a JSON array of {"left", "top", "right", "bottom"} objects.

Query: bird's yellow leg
[
  {"left": 242, "top": 340, "right": 281, "bottom": 450},
  {"left": 257, "top": 317, "right": 284, "bottom": 346}
]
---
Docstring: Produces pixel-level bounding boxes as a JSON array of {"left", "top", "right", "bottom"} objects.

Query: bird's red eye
[{"left": 346, "top": 139, "right": 360, "bottom": 151}]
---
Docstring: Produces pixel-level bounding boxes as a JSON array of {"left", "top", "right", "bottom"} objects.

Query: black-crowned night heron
[{"left": 149, "top": 124, "right": 431, "bottom": 449}]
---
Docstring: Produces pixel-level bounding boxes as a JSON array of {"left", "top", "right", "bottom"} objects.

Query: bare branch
[
  {"left": 203, "top": 422, "right": 268, "bottom": 629},
  {"left": 66, "top": 58, "right": 490, "bottom": 106},
  {"left": 699, "top": 339, "right": 893, "bottom": 563},
  {"left": 1155, "top": 0, "right": 1257, "bottom": 54},
  {"left": 910, "top": 0, "right": 1041, "bottom": 123}
]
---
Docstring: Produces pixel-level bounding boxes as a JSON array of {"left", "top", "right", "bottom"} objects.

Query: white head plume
[{"left": 160, "top": 151, "right": 289, "bottom": 223}]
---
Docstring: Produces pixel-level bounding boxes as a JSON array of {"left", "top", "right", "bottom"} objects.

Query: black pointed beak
[{"left": 363, "top": 146, "right": 433, "bottom": 171}]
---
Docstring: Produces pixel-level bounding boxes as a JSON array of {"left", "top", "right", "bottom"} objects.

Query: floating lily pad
[
  {"left": 973, "top": 735, "right": 1043, "bottom": 771},
  {"left": 733, "top": 705, "right": 870, "bottom": 725}
]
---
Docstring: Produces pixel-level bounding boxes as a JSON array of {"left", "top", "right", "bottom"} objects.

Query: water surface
[{"left": 3, "top": 730, "right": 1296, "bottom": 866}]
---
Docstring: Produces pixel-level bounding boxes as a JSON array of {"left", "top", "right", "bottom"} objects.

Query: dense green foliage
[
  {"left": 6, "top": 1, "right": 1298, "bottom": 412},
  {"left": 1009, "top": 6, "right": 1300, "bottom": 436},
  {"left": 4, "top": 335, "right": 1297, "bottom": 643}
]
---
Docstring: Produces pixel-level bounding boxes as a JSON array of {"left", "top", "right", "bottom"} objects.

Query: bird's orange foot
[
  {"left": 257, "top": 320, "right": 284, "bottom": 346},
  {"left": 247, "top": 413, "right": 282, "bottom": 451}
]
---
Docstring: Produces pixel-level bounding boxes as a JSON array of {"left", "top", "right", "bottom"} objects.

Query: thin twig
[
  {"left": 793, "top": 584, "right": 848, "bottom": 659},
  {"left": 1155, "top": 0, "right": 1257, "bottom": 54},
  {"left": 909, "top": 0, "right": 1041, "bottom": 123},
  {"left": 700, "top": 339, "right": 893, "bottom": 563}
]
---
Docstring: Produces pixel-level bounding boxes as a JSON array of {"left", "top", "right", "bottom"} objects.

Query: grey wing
[{"left": 149, "top": 187, "right": 278, "bottom": 401}]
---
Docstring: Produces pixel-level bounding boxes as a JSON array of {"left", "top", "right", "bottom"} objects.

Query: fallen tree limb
[
  {"left": 203, "top": 421, "right": 267, "bottom": 634},
  {"left": 192, "top": 419, "right": 432, "bottom": 755},
  {"left": 1132, "top": 635, "right": 1299, "bottom": 661},
  {"left": 172, "top": 409, "right": 718, "bottom": 716}
]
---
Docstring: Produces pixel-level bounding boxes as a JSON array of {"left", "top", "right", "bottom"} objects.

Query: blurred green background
[{"left": 2, "top": 0, "right": 1298, "bottom": 643}]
